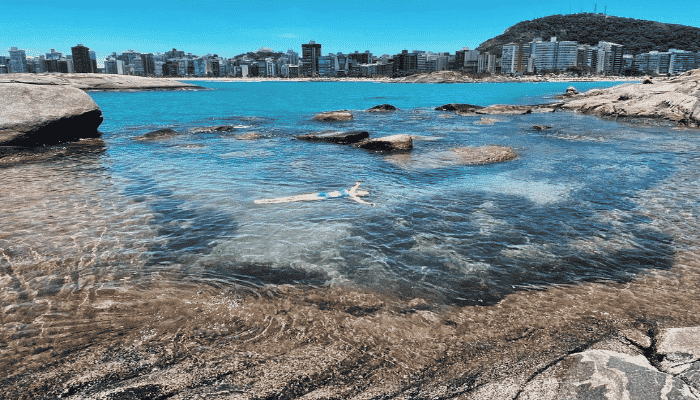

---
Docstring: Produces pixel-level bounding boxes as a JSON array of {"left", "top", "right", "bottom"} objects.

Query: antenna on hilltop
[
  {"left": 604, "top": 5, "right": 607, "bottom": 15},
  {"left": 594, "top": 4, "right": 597, "bottom": 13}
]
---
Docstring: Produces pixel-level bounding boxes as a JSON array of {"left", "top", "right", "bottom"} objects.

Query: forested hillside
[{"left": 476, "top": 13, "right": 700, "bottom": 56}]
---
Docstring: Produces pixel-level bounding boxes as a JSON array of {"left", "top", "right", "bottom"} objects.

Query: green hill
[{"left": 476, "top": 13, "right": 700, "bottom": 57}]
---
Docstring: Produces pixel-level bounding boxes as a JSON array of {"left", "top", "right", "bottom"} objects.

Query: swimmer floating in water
[{"left": 255, "top": 182, "right": 374, "bottom": 205}]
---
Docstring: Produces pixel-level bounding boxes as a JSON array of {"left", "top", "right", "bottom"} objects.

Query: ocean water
[{"left": 4, "top": 80, "right": 700, "bottom": 396}]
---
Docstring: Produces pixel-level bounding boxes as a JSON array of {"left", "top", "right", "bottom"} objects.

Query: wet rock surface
[
  {"left": 133, "top": 128, "right": 182, "bottom": 141},
  {"left": 562, "top": 69, "right": 700, "bottom": 127},
  {"left": 0, "top": 83, "right": 103, "bottom": 147},
  {"left": 236, "top": 131, "right": 263, "bottom": 140},
  {"left": 357, "top": 134, "right": 413, "bottom": 152},
  {"left": 296, "top": 130, "right": 370, "bottom": 144},
  {"left": 436, "top": 103, "right": 484, "bottom": 113},
  {"left": 533, "top": 125, "right": 552, "bottom": 131},
  {"left": 476, "top": 104, "right": 533, "bottom": 115},
  {"left": 313, "top": 110, "right": 354, "bottom": 122},
  {"left": 190, "top": 125, "right": 235, "bottom": 133},
  {"left": 450, "top": 146, "right": 517, "bottom": 164},
  {"left": 519, "top": 349, "right": 698, "bottom": 399},
  {"left": 366, "top": 104, "right": 398, "bottom": 112},
  {"left": 0, "top": 73, "right": 203, "bottom": 91}
]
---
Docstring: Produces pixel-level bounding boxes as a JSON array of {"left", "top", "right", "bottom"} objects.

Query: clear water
[{"left": 4, "top": 81, "right": 700, "bottom": 392}]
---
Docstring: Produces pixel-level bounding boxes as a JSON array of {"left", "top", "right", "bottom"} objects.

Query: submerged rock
[
  {"left": 561, "top": 69, "right": 700, "bottom": 127},
  {"left": 532, "top": 125, "right": 552, "bottom": 131},
  {"left": 476, "top": 104, "right": 533, "bottom": 115},
  {"left": 475, "top": 117, "right": 501, "bottom": 125},
  {"left": 297, "top": 130, "right": 369, "bottom": 144},
  {"left": 357, "top": 134, "right": 413, "bottom": 152},
  {"left": 366, "top": 104, "right": 398, "bottom": 112},
  {"left": 435, "top": 103, "right": 483, "bottom": 113},
  {"left": 0, "top": 83, "right": 103, "bottom": 146},
  {"left": 236, "top": 132, "right": 263, "bottom": 140},
  {"left": 313, "top": 110, "right": 354, "bottom": 122},
  {"left": 134, "top": 128, "right": 181, "bottom": 141},
  {"left": 450, "top": 146, "right": 517, "bottom": 164},
  {"left": 190, "top": 125, "right": 235, "bottom": 133}
]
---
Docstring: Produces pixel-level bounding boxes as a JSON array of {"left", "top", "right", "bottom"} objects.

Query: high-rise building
[
  {"left": 45, "top": 48, "right": 62, "bottom": 60},
  {"left": 392, "top": 50, "right": 418, "bottom": 75},
  {"left": 501, "top": 43, "right": 530, "bottom": 74},
  {"left": 71, "top": 44, "right": 94, "bottom": 73},
  {"left": 286, "top": 49, "right": 299, "bottom": 65},
  {"left": 301, "top": 41, "right": 322, "bottom": 76},
  {"left": 669, "top": 49, "right": 696, "bottom": 75},
  {"left": 596, "top": 41, "right": 624, "bottom": 75},
  {"left": 9, "top": 47, "right": 28, "bottom": 73},
  {"left": 104, "top": 57, "right": 125, "bottom": 74}
]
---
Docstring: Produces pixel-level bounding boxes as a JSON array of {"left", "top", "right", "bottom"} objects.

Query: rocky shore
[
  {"left": 0, "top": 73, "right": 203, "bottom": 91},
  {"left": 560, "top": 69, "right": 700, "bottom": 127}
]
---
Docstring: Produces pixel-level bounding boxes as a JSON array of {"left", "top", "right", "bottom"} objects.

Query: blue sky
[{"left": 3, "top": 0, "right": 698, "bottom": 65}]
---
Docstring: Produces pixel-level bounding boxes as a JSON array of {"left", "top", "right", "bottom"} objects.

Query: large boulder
[
  {"left": 357, "top": 134, "right": 412, "bottom": 152},
  {"left": 0, "top": 83, "right": 103, "bottom": 146},
  {"left": 475, "top": 104, "right": 533, "bottom": 115},
  {"left": 565, "top": 86, "right": 579, "bottom": 95},
  {"left": 296, "top": 131, "right": 369, "bottom": 144},
  {"left": 366, "top": 104, "right": 398, "bottom": 112},
  {"left": 518, "top": 349, "right": 698, "bottom": 400},
  {"left": 450, "top": 146, "right": 517, "bottom": 164},
  {"left": 313, "top": 110, "right": 354, "bottom": 122},
  {"left": 435, "top": 103, "right": 483, "bottom": 113}
]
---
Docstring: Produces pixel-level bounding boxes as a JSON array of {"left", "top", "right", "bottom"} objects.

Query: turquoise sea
[{"left": 4, "top": 80, "right": 700, "bottom": 397}]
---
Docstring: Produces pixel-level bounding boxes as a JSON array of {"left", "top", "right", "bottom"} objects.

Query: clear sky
[{"left": 3, "top": 0, "right": 698, "bottom": 65}]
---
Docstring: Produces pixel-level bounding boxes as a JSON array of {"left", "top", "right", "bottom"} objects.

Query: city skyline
[{"left": 3, "top": 0, "right": 699, "bottom": 66}]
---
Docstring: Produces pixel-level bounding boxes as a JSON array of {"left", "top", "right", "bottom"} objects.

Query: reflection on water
[{"left": 3, "top": 82, "right": 700, "bottom": 397}]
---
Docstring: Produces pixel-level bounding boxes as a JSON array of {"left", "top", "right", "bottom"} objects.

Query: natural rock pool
[{"left": 3, "top": 81, "right": 700, "bottom": 398}]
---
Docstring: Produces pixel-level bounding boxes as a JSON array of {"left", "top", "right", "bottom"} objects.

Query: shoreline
[{"left": 176, "top": 74, "right": 641, "bottom": 84}]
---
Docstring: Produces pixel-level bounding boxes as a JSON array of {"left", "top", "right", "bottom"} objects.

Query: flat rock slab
[
  {"left": 134, "top": 128, "right": 181, "bottom": 141},
  {"left": 475, "top": 117, "right": 501, "bottom": 125},
  {"left": 297, "top": 131, "right": 369, "bottom": 144},
  {"left": 0, "top": 73, "right": 203, "bottom": 91},
  {"left": 476, "top": 104, "right": 533, "bottom": 115},
  {"left": 357, "top": 134, "right": 412, "bottom": 152},
  {"left": 450, "top": 146, "right": 516, "bottom": 164},
  {"left": 366, "top": 104, "right": 398, "bottom": 112},
  {"left": 313, "top": 110, "right": 354, "bottom": 122},
  {"left": 0, "top": 83, "right": 103, "bottom": 146},
  {"left": 519, "top": 350, "right": 698, "bottom": 400},
  {"left": 435, "top": 103, "right": 483, "bottom": 113}
]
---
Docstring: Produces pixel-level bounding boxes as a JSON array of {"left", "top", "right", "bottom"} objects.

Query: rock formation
[
  {"left": 190, "top": 125, "right": 235, "bottom": 133},
  {"left": 0, "top": 73, "right": 203, "bottom": 91},
  {"left": 366, "top": 104, "right": 398, "bottom": 112},
  {"left": 565, "top": 86, "right": 579, "bottom": 95},
  {"left": 0, "top": 83, "right": 103, "bottom": 146},
  {"left": 134, "top": 128, "right": 181, "bottom": 141},
  {"left": 450, "top": 146, "right": 517, "bottom": 164},
  {"left": 532, "top": 125, "right": 552, "bottom": 131},
  {"left": 357, "top": 134, "right": 413, "bottom": 152},
  {"left": 476, "top": 104, "right": 533, "bottom": 115},
  {"left": 297, "top": 131, "right": 369, "bottom": 144},
  {"left": 313, "top": 110, "right": 354, "bottom": 122},
  {"left": 236, "top": 132, "right": 263, "bottom": 140},
  {"left": 561, "top": 69, "right": 700, "bottom": 127},
  {"left": 435, "top": 103, "right": 483, "bottom": 113}
]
